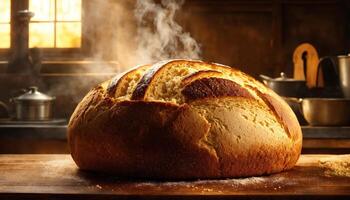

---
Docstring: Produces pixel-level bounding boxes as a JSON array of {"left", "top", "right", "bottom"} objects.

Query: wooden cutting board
[{"left": 0, "top": 154, "right": 349, "bottom": 199}]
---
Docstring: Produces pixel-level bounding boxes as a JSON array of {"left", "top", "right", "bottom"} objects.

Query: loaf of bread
[{"left": 68, "top": 59, "right": 302, "bottom": 179}]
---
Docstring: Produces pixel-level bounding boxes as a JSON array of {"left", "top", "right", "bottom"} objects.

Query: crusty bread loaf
[{"left": 68, "top": 59, "right": 302, "bottom": 179}]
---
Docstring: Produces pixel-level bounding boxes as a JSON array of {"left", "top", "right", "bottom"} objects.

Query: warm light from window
[
  {"left": 30, "top": 23, "right": 55, "bottom": 47},
  {"left": 0, "top": 0, "right": 11, "bottom": 48},
  {"left": 29, "top": 0, "right": 82, "bottom": 48}
]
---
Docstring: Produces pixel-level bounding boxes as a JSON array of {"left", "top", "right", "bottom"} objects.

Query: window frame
[{"left": 0, "top": 0, "right": 90, "bottom": 61}]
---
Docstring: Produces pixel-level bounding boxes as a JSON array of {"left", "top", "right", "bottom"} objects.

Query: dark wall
[{"left": 178, "top": 0, "right": 350, "bottom": 77}]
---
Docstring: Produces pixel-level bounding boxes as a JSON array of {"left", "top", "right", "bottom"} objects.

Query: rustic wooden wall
[{"left": 178, "top": 0, "right": 350, "bottom": 77}]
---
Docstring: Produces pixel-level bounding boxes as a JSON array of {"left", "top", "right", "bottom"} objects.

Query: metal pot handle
[
  {"left": 28, "top": 86, "right": 38, "bottom": 93},
  {"left": 316, "top": 56, "right": 338, "bottom": 88},
  {"left": 259, "top": 74, "right": 271, "bottom": 85},
  {"left": 287, "top": 97, "right": 303, "bottom": 114}
]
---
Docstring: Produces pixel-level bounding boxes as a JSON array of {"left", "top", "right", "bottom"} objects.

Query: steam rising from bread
[
  {"left": 50, "top": 0, "right": 201, "bottom": 69},
  {"left": 45, "top": 0, "right": 202, "bottom": 106},
  {"left": 134, "top": 0, "right": 201, "bottom": 64}
]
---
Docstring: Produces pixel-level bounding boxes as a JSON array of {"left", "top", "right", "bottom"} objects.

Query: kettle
[{"left": 316, "top": 55, "right": 350, "bottom": 98}]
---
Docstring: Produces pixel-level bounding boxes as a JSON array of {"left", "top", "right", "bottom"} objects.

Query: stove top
[{"left": 0, "top": 118, "right": 66, "bottom": 125}]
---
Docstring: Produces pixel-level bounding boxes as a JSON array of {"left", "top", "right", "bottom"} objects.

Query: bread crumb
[
  {"left": 319, "top": 155, "right": 350, "bottom": 177},
  {"left": 96, "top": 184, "right": 103, "bottom": 189}
]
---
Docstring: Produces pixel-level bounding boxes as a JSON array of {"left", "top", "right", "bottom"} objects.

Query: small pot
[
  {"left": 294, "top": 98, "right": 350, "bottom": 126},
  {"left": 260, "top": 72, "right": 307, "bottom": 97},
  {"left": 12, "top": 86, "right": 55, "bottom": 121}
]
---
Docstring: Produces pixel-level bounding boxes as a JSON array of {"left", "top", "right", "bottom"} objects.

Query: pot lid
[
  {"left": 337, "top": 54, "right": 350, "bottom": 58},
  {"left": 274, "top": 72, "right": 305, "bottom": 82},
  {"left": 14, "top": 86, "right": 55, "bottom": 101}
]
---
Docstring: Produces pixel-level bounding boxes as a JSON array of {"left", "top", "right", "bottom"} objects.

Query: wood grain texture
[
  {"left": 293, "top": 43, "right": 320, "bottom": 88},
  {"left": 0, "top": 154, "right": 349, "bottom": 199}
]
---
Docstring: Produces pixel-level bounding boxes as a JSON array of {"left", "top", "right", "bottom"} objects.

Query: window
[
  {"left": 0, "top": 0, "right": 11, "bottom": 48},
  {"left": 0, "top": 0, "right": 82, "bottom": 50},
  {"left": 29, "top": 0, "right": 82, "bottom": 48}
]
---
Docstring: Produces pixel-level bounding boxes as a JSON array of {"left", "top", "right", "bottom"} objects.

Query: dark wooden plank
[
  {"left": 0, "top": 154, "right": 349, "bottom": 199},
  {"left": 302, "top": 126, "right": 350, "bottom": 139}
]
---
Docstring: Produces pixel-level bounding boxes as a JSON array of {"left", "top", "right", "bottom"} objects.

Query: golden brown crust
[
  {"left": 68, "top": 87, "right": 220, "bottom": 179},
  {"left": 247, "top": 85, "right": 302, "bottom": 142},
  {"left": 68, "top": 59, "right": 302, "bottom": 179},
  {"left": 182, "top": 77, "right": 253, "bottom": 101},
  {"left": 131, "top": 59, "right": 210, "bottom": 100},
  {"left": 188, "top": 96, "right": 301, "bottom": 176},
  {"left": 107, "top": 68, "right": 135, "bottom": 96},
  {"left": 131, "top": 60, "right": 173, "bottom": 100},
  {"left": 107, "top": 65, "right": 150, "bottom": 97},
  {"left": 181, "top": 70, "right": 223, "bottom": 86},
  {"left": 259, "top": 92, "right": 302, "bottom": 167}
]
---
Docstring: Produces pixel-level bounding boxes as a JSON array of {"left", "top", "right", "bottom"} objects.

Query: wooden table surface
[{"left": 0, "top": 154, "right": 349, "bottom": 200}]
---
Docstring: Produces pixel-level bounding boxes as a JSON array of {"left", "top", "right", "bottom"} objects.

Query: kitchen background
[{"left": 0, "top": 0, "right": 349, "bottom": 154}]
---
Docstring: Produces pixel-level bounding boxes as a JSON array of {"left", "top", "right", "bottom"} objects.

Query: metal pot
[
  {"left": 296, "top": 98, "right": 350, "bottom": 126},
  {"left": 12, "top": 86, "right": 55, "bottom": 121},
  {"left": 260, "top": 72, "right": 307, "bottom": 97},
  {"left": 338, "top": 55, "right": 350, "bottom": 98}
]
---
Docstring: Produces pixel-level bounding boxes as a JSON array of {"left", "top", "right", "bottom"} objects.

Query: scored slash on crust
[{"left": 103, "top": 59, "right": 300, "bottom": 152}]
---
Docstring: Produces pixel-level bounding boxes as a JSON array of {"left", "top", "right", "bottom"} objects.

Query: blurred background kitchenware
[
  {"left": 260, "top": 43, "right": 321, "bottom": 98},
  {"left": 298, "top": 98, "right": 350, "bottom": 126},
  {"left": 259, "top": 72, "right": 307, "bottom": 97},
  {"left": 293, "top": 43, "right": 320, "bottom": 88},
  {"left": 308, "top": 56, "right": 343, "bottom": 98},
  {"left": 261, "top": 43, "right": 350, "bottom": 126},
  {"left": 12, "top": 86, "right": 55, "bottom": 121},
  {"left": 313, "top": 54, "right": 350, "bottom": 99},
  {"left": 338, "top": 54, "right": 350, "bottom": 98}
]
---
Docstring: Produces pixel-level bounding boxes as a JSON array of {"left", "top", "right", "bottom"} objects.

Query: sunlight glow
[
  {"left": 29, "top": 0, "right": 82, "bottom": 48},
  {"left": 0, "top": 0, "right": 11, "bottom": 48},
  {"left": 29, "top": 23, "right": 55, "bottom": 48},
  {"left": 57, "top": 0, "right": 81, "bottom": 21},
  {"left": 29, "top": 0, "right": 55, "bottom": 21},
  {"left": 56, "top": 22, "right": 81, "bottom": 48}
]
